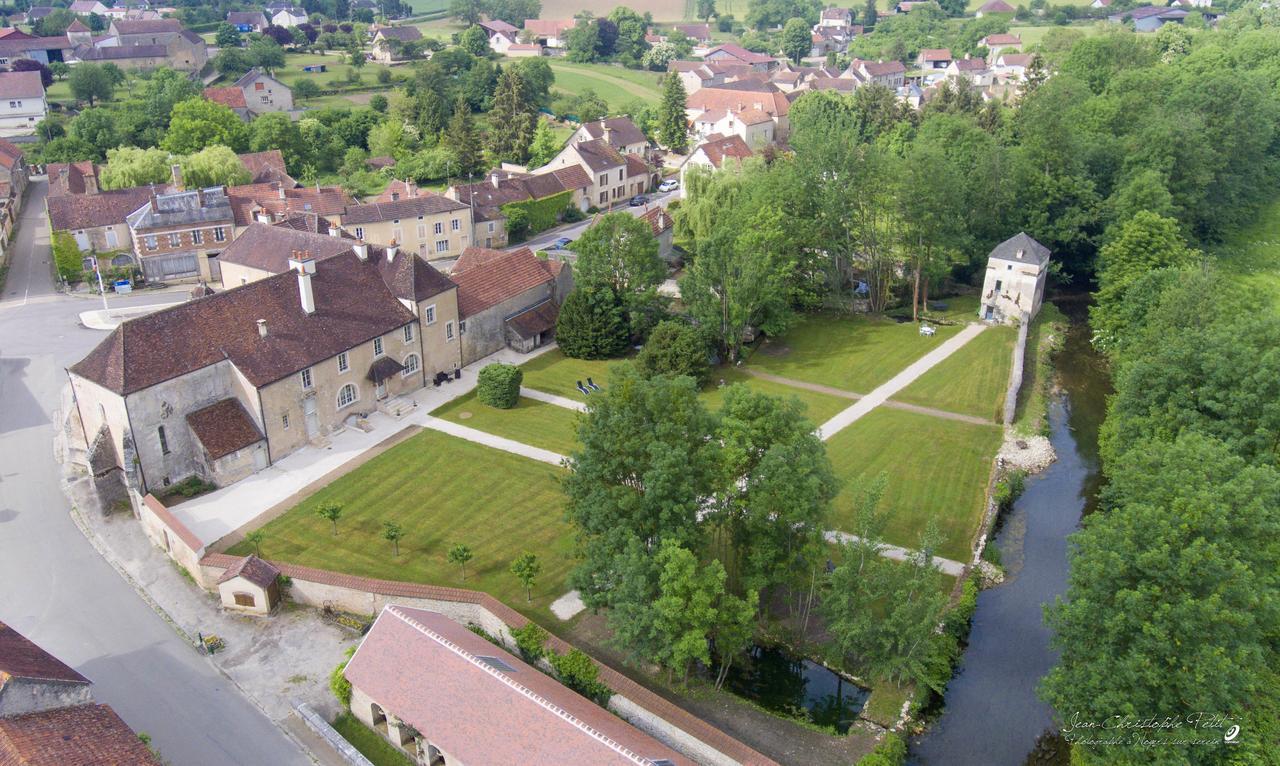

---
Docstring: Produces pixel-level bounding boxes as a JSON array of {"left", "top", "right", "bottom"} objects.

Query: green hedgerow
[{"left": 477, "top": 363, "right": 523, "bottom": 409}]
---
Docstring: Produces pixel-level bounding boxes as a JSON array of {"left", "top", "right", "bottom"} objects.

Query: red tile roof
[
  {"left": 0, "top": 138, "right": 23, "bottom": 171},
  {"left": 238, "top": 150, "right": 295, "bottom": 186},
  {"left": 451, "top": 245, "right": 507, "bottom": 273},
  {"left": 692, "top": 133, "right": 752, "bottom": 168},
  {"left": 523, "top": 17, "right": 575, "bottom": 36},
  {"left": 705, "top": 42, "right": 775, "bottom": 66},
  {"left": 0, "top": 622, "right": 89, "bottom": 685},
  {"left": 216, "top": 554, "right": 279, "bottom": 587},
  {"left": 344, "top": 607, "right": 693, "bottom": 766},
  {"left": 450, "top": 247, "right": 553, "bottom": 318},
  {"left": 0, "top": 70, "right": 44, "bottom": 100},
  {"left": 226, "top": 182, "right": 351, "bottom": 226},
  {"left": 203, "top": 85, "right": 246, "bottom": 109},
  {"left": 220, "top": 222, "right": 354, "bottom": 272},
  {"left": 0, "top": 704, "right": 160, "bottom": 765},
  {"left": 185, "top": 398, "right": 264, "bottom": 460},
  {"left": 983, "top": 33, "right": 1022, "bottom": 45},
  {"left": 687, "top": 82, "right": 790, "bottom": 117},
  {"left": 919, "top": 48, "right": 951, "bottom": 61},
  {"left": 640, "top": 206, "right": 673, "bottom": 235},
  {"left": 47, "top": 185, "right": 157, "bottom": 231}
]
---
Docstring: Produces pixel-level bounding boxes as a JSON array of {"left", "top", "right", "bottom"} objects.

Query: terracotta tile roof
[
  {"left": 523, "top": 18, "right": 574, "bottom": 36},
  {"left": 373, "top": 244, "right": 457, "bottom": 302},
  {"left": 640, "top": 206, "right": 673, "bottom": 235},
  {"left": 46, "top": 161, "right": 97, "bottom": 195},
  {"left": 705, "top": 42, "right": 774, "bottom": 65},
  {"left": 237, "top": 150, "right": 294, "bottom": 186},
  {"left": 919, "top": 48, "right": 951, "bottom": 61},
  {"left": 340, "top": 193, "right": 468, "bottom": 225},
  {"left": 687, "top": 82, "right": 790, "bottom": 117},
  {"left": 977, "top": 0, "right": 1015, "bottom": 10},
  {"left": 856, "top": 58, "right": 906, "bottom": 76},
  {"left": 451, "top": 167, "right": 584, "bottom": 210},
  {"left": 551, "top": 164, "right": 591, "bottom": 190},
  {"left": 580, "top": 116, "right": 648, "bottom": 150},
  {"left": 0, "top": 704, "right": 160, "bottom": 766},
  {"left": 204, "top": 85, "right": 246, "bottom": 109},
  {"left": 692, "top": 133, "right": 752, "bottom": 168},
  {"left": 673, "top": 22, "right": 710, "bottom": 40},
  {"left": 0, "top": 35, "right": 71, "bottom": 57},
  {"left": 0, "top": 622, "right": 89, "bottom": 685},
  {"left": 220, "top": 222, "right": 351, "bottom": 271},
  {"left": 0, "top": 70, "right": 44, "bottom": 100},
  {"left": 809, "top": 77, "right": 856, "bottom": 92},
  {"left": 47, "top": 186, "right": 156, "bottom": 231},
  {"left": 478, "top": 19, "right": 517, "bottom": 35},
  {"left": 227, "top": 182, "right": 351, "bottom": 226},
  {"left": 571, "top": 138, "right": 626, "bottom": 172},
  {"left": 70, "top": 251, "right": 417, "bottom": 394},
  {"left": 997, "top": 53, "right": 1033, "bottom": 67},
  {"left": 344, "top": 606, "right": 693, "bottom": 766},
  {"left": 450, "top": 247, "right": 553, "bottom": 318},
  {"left": 452, "top": 245, "right": 507, "bottom": 273},
  {"left": 185, "top": 398, "right": 264, "bottom": 460},
  {"left": 216, "top": 554, "right": 279, "bottom": 587},
  {"left": 0, "top": 138, "right": 23, "bottom": 171},
  {"left": 952, "top": 58, "right": 988, "bottom": 71},
  {"left": 983, "top": 33, "right": 1021, "bottom": 45},
  {"left": 365, "top": 155, "right": 397, "bottom": 171}
]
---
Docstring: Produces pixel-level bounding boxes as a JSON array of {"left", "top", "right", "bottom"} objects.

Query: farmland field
[
  {"left": 538, "top": 0, "right": 693, "bottom": 21},
  {"left": 543, "top": 60, "right": 664, "bottom": 109}
]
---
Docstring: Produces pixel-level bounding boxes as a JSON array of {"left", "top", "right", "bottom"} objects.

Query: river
[{"left": 908, "top": 296, "right": 1111, "bottom": 766}]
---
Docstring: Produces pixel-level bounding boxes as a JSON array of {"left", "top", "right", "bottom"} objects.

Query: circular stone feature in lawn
[{"left": 458, "top": 411, "right": 473, "bottom": 419}]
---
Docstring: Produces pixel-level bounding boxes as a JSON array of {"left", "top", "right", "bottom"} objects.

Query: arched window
[
  {"left": 402, "top": 354, "right": 420, "bottom": 376},
  {"left": 337, "top": 383, "right": 358, "bottom": 409}
]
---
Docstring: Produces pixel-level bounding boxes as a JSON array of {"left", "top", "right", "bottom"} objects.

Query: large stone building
[
  {"left": 343, "top": 606, "right": 691, "bottom": 766},
  {"left": 978, "top": 232, "right": 1051, "bottom": 323},
  {"left": 338, "top": 192, "right": 473, "bottom": 262},
  {"left": 126, "top": 186, "right": 235, "bottom": 282},
  {"left": 446, "top": 165, "right": 592, "bottom": 248},
  {"left": 451, "top": 246, "right": 571, "bottom": 365},
  {"left": 69, "top": 240, "right": 464, "bottom": 493}
]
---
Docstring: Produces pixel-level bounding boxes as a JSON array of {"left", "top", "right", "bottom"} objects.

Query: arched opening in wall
[
  {"left": 427, "top": 744, "right": 446, "bottom": 765},
  {"left": 370, "top": 703, "right": 387, "bottom": 735}
]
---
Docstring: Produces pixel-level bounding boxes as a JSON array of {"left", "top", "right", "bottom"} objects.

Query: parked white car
[{"left": 658, "top": 179, "right": 679, "bottom": 192}]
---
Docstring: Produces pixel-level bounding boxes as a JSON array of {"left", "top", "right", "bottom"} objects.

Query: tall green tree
[
  {"left": 781, "top": 17, "right": 811, "bottom": 64},
  {"left": 249, "top": 112, "right": 309, "bottom": 173},
  {"left": 99, "top": 146, "right": 172, "bottom": 190},
  {"left": 657, "top": 71, "right": 689, "bottom": 153},
  {"left": 526, "top": 119, "right": 562, "bottom": 167},
  {"left": 445, "top": 98, "right": 484, "bottom": 178},
  {"left": 163, "top": 98, "right": 248, "bottom": 154},
  {"left": 572, "top": 212, "right": 666, "bottom": 337},
  {"left": 68, "top": 108, "right": 120, "bottom": 160},
  {"left": 565, "top": 16, "right": 601, "bottom": 63},
  {"left": 458, "top": 24, "right": 490, "bottom": 56},
  {"left": 555, "top": 287, "right": 631, "bottom": 360},
  {"left": 697, "top": 0, "right": 717, "bottom": 20},
  {"left": 68, "top": 64, "right": 115, "bottom": 106},
  {"left": 180, "top": 145, "right": 252, "bottom": 189},
  {"left": 510, "top": 552, "right": 541, "bottom": 602},
  {"left": 487, "top": 69, "right": 537, "bottom": 164}
]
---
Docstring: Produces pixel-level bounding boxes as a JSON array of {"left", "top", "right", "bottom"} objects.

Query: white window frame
[
  {"left": 192, "top": 229, "right": 203, "bottom": 245},
  {"left": 214, "top": 227, "right": 226, "bottom": 242},
  {"left": 401, "top": 353, "right": 420, "bottom": 377},
  {"left": 424, "top": 305, "right": 436, "bottom": 325},
  {"left": 337, "top": 383, "right": 358, "bottom": 409},
  {"left": 445, "top": 321, "right": 455, "bottom": 341},
  {"left": 337, "top": 351, "right": 349, "bottom": 372},
  {"left": 300, "top": 368, "right": 313, "bottom": 389},
  {"left": 459, "top": 319, "right": 467, "bottom": 334},
  {"left": 435, "top": 239, "right": 448, "bottom": 253},
  {"left": 451, "top": 218, "right": 460, "bottom": 231},
  {"left": 433, "top": 221, "right": 443, "bottom": 235},
  {"left": 403, "top": 324, "right": 413, "bottom": 342},
  {"left": 373, "top": 337, "right": 384, "bottom": 357},
  {"left": 354, "top": 226, "right": 364, "bottom": 239}
]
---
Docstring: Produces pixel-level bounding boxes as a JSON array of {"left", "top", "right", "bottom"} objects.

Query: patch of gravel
[{"left": 998, "top": 432, "right": 1056, "bottom": 474}]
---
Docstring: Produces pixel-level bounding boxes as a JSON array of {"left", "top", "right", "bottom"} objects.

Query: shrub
[
  {"left": 511, "top": 622, "right": 549, "bottom": 663},
  {"left": 561, "top": 203, "right": 585, "bottom": 223},
  {"left": 330, "top": 646, "right": 356, "bottom": 706},
  {"left": 52, "top": 231, "right": 85, "bottom": 283},
  {"left": 477, "top": 363, "right": 522, "bottom": 409},
  {"left": 636, "top": 320, "right": 711, "bottom": 386},
  {"left": 548, "top": 648, "right": 611, "bottom": 703},
  {"left": 504, "top": 206, "right": 529, "bottom": 241},
  {"left": 942, "top": 573, "right": 981, "bottom": 644},
  {"left": 292, "top": 79, "right": 320, "bottom": 100},
  {"left": 858, "top": 733, "right": 908, "bottom": 766},
  {"left": 556, "top": 288, "right": 630, "bottom": 360},
  {"left": 993, "top": 469, "right": 1027, "bottom": 511}
]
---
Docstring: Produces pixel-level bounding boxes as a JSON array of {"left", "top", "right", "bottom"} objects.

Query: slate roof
[
  {"left": 366, "top": 355, "right": 405, "bottom": 382},
  {"left": 216, "top": 554, "right": 279, "bottom": 587},
  {"left": 226, "top": 10, "right": 267, "bottom": 25},
  {"left": 76, "top": 44, "right": 168, "bottom": 61},
  {"left": 70, "top": 251, "right": 417, "bottom": 394},
  {"left": 375, "top": 26, "right": 422, "bottom": 41},
  {"left": 579, "top": 116, "right": 648, "bottom": 149},
  {"left": 0, "top": 704, "right": 161, "bottom": 766},
  {"left": 0, "top": 71, "right": 45, "bottom": 99},
  {"left": 47, "top": 186, "right": 157, "bottom": 231},
  {"left": 988, "top": 232, "right": 1051, "bottom": 267},
  {"left": 203, "top": 85, "right": 246, "bottom": 109},
  {"left": 478, "top": 19, "right": 517, "bottom": 35},
  {"left": 186, "top": 398, "right": 264, "bottom": 460},
  {"left": 126, "top": 187, "right": 232, "bottom": 230},
  {"left": 977, "top": 0, "right": 1016, "bottom": 10},
  {"left": 340, "top": 193, "right": 468, "bottom": 225},
  {"left": 0, "top": 621, "right": 90, "bottom": 685},
  {"left": 450, "top": 247, "right": 554, "bottom": 318},
  {"left": 343, "top": 606, "right": 692, "bottom": 766},
  {"left": 952, "top": 58, "right": 988, "bottom": 71},
  {"left": 0, "top": 35, "right": 72, "bottom": 57},
  {"left": 372, "top": 243, "right": 457, "bottom": 302}
]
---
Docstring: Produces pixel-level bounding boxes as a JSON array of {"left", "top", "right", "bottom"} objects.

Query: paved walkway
[
  {"left": 521, "top": 386, "right": 587, "bottom": 412},
  {"left": 817, "top": 323, "right": 988, "bottom": 440},
  {"left": 823, "top": 531, "right": 967, "bottom": 577},
  {"left": 744, "top": 366, "right": 992, "bottom": 426},
  {"left": 421, "top": 416, "right": 567, "bottom": 467},
  {"left": 170, "top": 345, "right": 559, "bottom": 546}
]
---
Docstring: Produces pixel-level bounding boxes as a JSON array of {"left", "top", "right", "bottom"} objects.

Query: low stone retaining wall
[
  {"left": 296, "top": 704, "right": 374, "bottom": 766},
  {"left": 137, "top": 492, "right": 208, "bottom": 586},
  {"left": 1003, "top": 319, "right": 1031, "bottom": 425}
]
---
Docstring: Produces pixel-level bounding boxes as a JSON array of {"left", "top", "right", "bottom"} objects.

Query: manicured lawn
[
  {"left": 541, "top": 60, "right": 663, "bottom": 109},
  {"left": 893, "top": 325, "right": 1016, "bottom": 421},
  {"left": 431, "top": 391, "right": 581, "bottom": 455},
  {"left": 1216, "top": 196, "right": 1280, "bottom": 303},
  {"left": 244, "top": 53, "right": 401, "bottom": 104},
  {"left": 698, "top": 366, "right": 851, "bottom": 425},
  {"left": 519, "top": 349, "right": 623, "bottom": 401},
  {"left": 747, "top": 314, "right": 964, "bottom": 394},
  {"left": 331, "top": 714, "right": 415, "bottom": 766},
  {"left": 825, "top": 409, "right": 1002, "bottom": 561},
  {"left": 1008, "top": 22, "right": 1110, "bottom": 46},
  {"left": 226, "top": 429, "right": 574, "bottom": 612}
]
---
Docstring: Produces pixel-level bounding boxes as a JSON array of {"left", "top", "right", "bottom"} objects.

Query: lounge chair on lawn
[
  {"left": 576, "top": 380, "right": 591, "bottom": 396},
  {"left": 586, "top": 377, "right": 601, "bottom": 391}
]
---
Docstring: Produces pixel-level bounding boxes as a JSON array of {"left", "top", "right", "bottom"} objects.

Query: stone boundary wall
[
  {"left": 296, "top": 703, "right": 374, "bottom": 766},
  {"left": 1003, "top": 319, "right": 1031, "bottom": 425},
  {"left": 200, "top": 551, "right": 780, "bottom": 766},
  {"left": 137, "top": 493, "right": 208, "bottom": 586}
]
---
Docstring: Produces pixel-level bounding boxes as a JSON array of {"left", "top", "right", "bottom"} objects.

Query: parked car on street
[
  {"left": 658, "top": 179, "right": 679, "bottom": 192},
  {"left": 547, "top": 236, "right": 574, "bottom": 250},
  {"left": 629, "top": 194, "right": 649, "bottom": 206}
]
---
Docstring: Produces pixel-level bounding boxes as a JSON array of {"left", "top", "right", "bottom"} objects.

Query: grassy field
[
  {"left": 543, "top": 60, "right": 663, "bottom": 110},
  {"left": 519, "top": 349, "right": 623, "bottom": 401},
  {"left": 1216, "top": 197, "right": 1280, "bottom": 303},
  {"left": 403, "top": 0, "right": 448, "bottom": 14},
  {"left": 747, "top": 314, "right": 964, "bottom": 394},
  {"left": 699, "top": 366, "right": 851, "bottom": 425},
  {"left": 825, "top": 408, "right": 1002, "bottom": 561},
  {"left": 431, "top": 391, "right": 582, "bottom": 455},
  {"left": 226, "top": 428, "right": 574, "bottom": 613},
  {"left": 538, "top": 0, "right": 692, "bottom": 21},
  {"left": 269, "top": 52, "right": 400, "bottom": 99},
  {"left": 331, "top": 714, "right": 415, "bottom": 766},
  {"left": 1008, "top": 22, "right": 1110, "bottom": 46},
  {"left": 893, "top": 324, "right": 1016, "bottom": 421}
]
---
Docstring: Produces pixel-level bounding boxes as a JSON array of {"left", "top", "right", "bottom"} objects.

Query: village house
[
  {"left": 704, "top": 42, "right": 778, "bottom": 71},
  {"left": 917, "top": 48, "right": 952, "bottom": 69},
  {"left": 452, "top": 245, "right": 570, "bottom": 365},
  {"left": 446, "top": 165, "right": 592, "bottom": 248},
  {"left": 947, "top": 56, "right": 991, "bottom": 85},
  {"left": 48, "top": 182, "right": 159, "bottom": 257},
  {"left": 975, "top": 0, "right": 1016, "bottom": 15},
  {"left": 238, "top": 149, "right": 296, "bottom": 186},
  {"left": 69, "top": 240, "right": 465, "bottom": 494},
  {"left": 679, "top": 132, "right": 753, "bottom": 192},
  {"left": 820, "top": 6, "right": 853, "bottom": 26},
  {"left": 640, "top": 205, "right": 676, "bottom": 264},
  {"left": 979, "top": 232, "right": 1051, "bottom": 323},
  {"left": 980, "top": 32, "right": 1022, "bottom": 58},
  {"left": 0, "top": 32, "right": 75, "bottom": 66},
  {"left": 668, "top": 60, "right": 766, "bottom": 94},
  {"left": 993, "top": 52, "right": 1033, "bottom": 80},
  {"left": 522, "top": 18, "right": 575, "bottom": 49},
  {"left": 0, "top": 71, "right": 46, "bottom": 137},
  {"left": 217, "top": 219, "right": 353, "bottom": 286},
  {"left": 569, "top": 116, "right": 651, "bottom": 156},
  {"left": 96, "top": 18, "right": 208, "bottom": 71},
  {"left": 24, "top": 6, "right": 55, "bottom": 24},
  {"left": 216, "top": 554, "right": 281, "bottom": 615},
  {"left": 227, "top": 10, "right": 268, "bottom": 32},
  {"left": 1108, "top": 5, "right": 1189, "bottom": 29},
  {"left": 345, "top": 606, "right": 692, "bottom": 766},
  {"left": 478, "top": 18, "right": 518, "bottom": 53},
  {"left": 204, "top": 68, "right": 293, "bottom": 119},
  {"left": 68, "top": 0, "right": 109, "bottom": 13},
  {"left": 266, "top": 4, "right": 308, "bottom": 27},
  {"left": 226, "top": 181, "right": 351, "bottom": 236},
  {"left": 847, "top": 58, "right": 906, "bottom": 88},
  {"left": 686, "top": 80, "right": 792, "bottom": 143},
  {"left": 673, "top": 22, "right": 712, "bottom": 42},
  {"left": 542, "top": 137, "right": 655, "bottom": 208},
  {"left": 371, "top": 25, "right": 423, "bottom": 63},
  {"left": 126, "top": 184, "right": 235, "bottom": 282},
  {"left": 337, "top": 192, "right": 473, "bottom": 262},
  {"left": 0, "top": 139, "right": 28, "bottom": 207},
  {"left": 0, "top": 621, "right": 160, "bottom": 765}
]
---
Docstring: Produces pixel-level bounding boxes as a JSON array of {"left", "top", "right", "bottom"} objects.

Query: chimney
[
  {"left": 386, "top": 240, "right": 399, "bottom": 262},
  {"left": 407, "top": 180, "right": 417, "bottom": 198},
  {"left": 288, "top": 250, "right": 317, "bottom": 314},
  {"left": 1016, "top": 248, "right": 1024, "bottom": 260},
  {"left": 170, "top": 163, "right": 183, "bottom": 191},
  {"left": 490, "top": 172, "right": 501, "bottom": 189},
  {"left": 354, "top": 240, "right": 369, "bottom": 261},
  {"left": 83, "top": 167, "right": 98, "bottom": 194},
  {"left": 256, "top": 319, "right": 268, "bottom": 338},
  {"left": 328, "top": 223, "right": 340, "bottom": 237}
]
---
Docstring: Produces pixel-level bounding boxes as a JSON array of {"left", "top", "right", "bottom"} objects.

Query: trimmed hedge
[
  {"left": 501, "top": 190, "right": 571, "bottom": 240},
  {"left": 556, "top": 287, "right": 630, "bottom": 360},
  {"left": 52, "top": 231, "right": 84, "bottom": 283},
  {"left": 477, "top": 363, "right": 523, "bottom": 409}
]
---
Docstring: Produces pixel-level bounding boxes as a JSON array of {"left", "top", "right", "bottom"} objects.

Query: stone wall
[
  {"left": 0, "top": 679, "right": 93, "bottom": 718},
  {"left": 460, "top": 283, "right": 554, "bottom": 366},
  {"left": 137, "top": 492, "right": 208, "bottom": 587},
  {"left": 1003, "top": 319, "right": 1030, "bottom": 425}
]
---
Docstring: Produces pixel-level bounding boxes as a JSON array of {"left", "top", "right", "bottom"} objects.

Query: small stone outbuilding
[
  {"left": 978, "top": 232, "right": 1051, "bottom": 324},
  {"left": 217, "top": 555, "right": 281, "bottom": 615}
]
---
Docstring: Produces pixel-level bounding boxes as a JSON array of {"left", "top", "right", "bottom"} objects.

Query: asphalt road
[
  {"left": 519, "top": 188, "right": 678, "bottom": 253},
  {"left": 0, "top": 179, "right": 311, "bottom": 766}
]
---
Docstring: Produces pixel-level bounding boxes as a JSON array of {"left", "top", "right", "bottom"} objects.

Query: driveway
[
  {"left": 0, "top": 179, "right": 311, "bottom": 765},
  {"left": 517, "top": 188, "right": 678, "bottom": 254}
]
